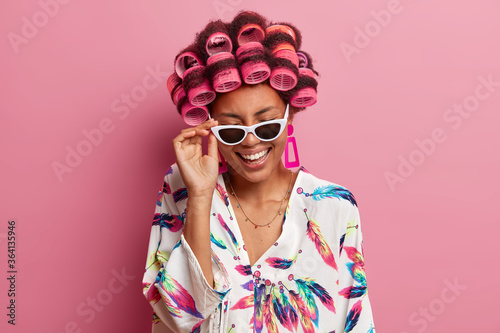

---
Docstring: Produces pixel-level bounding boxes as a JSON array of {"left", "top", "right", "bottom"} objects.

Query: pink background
[{"left": 1, "top": 0, "right": 499, "bottom": 332}]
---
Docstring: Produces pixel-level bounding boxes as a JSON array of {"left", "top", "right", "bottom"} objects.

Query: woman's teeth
[{"left": 240, "top": 149, "right": 270, "bottom": 163}]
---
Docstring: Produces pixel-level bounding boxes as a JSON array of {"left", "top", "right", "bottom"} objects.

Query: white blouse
[{"left": 143, "top": 164, "right": 375, "bottom": 332}]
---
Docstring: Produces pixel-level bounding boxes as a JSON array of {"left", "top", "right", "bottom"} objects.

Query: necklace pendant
[
  {"left": 255, "top": 225, "right": 258, "bottom": 229},
  {"left": 268, "top": 225, "right": 271, "bottom": 228}
]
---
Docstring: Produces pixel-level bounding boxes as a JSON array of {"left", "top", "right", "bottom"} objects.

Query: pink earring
[
  {"left": 285, "top": 124, "right": 300, "bottom": 168},
  {"left": 218, "top": 150, "right": 228, "bottom": 174}
]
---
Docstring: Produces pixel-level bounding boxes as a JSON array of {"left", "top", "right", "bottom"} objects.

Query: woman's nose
[{"left": 240, "top": 132, "right": 261, "bottom": 146}]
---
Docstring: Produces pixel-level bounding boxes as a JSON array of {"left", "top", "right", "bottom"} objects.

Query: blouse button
[{"left": 254, "top": 270, "right": 261, "bottom": 278}]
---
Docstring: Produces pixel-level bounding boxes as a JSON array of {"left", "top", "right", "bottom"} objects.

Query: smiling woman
[{"left": 142, "top": 10, "right": 375, "bottom": 333}]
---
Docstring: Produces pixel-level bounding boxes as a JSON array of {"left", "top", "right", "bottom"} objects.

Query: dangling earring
[
  {"left": 218, "top": 150, "right": 228, "bottom": 174},
  {"left": 285, "top": 124, "right": 300, "bottom": 168}
]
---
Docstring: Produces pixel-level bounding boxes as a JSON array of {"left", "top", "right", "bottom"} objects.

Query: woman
[{"left": 143, "top": 11, "right": 375, "bottom": 333}]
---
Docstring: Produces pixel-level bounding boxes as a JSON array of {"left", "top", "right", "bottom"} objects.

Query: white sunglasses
[{"left": 210, "top": 104, "right": 289, "bottom": 145}]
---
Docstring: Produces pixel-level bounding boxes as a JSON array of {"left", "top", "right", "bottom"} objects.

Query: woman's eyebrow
[{"left": 218, "top": 106, "right": 277, "bottom": 119}]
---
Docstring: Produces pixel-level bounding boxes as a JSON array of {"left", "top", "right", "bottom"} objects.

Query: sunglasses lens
[
  {"left": 218, "top": 128, "right": 246, "bottom": 144},
  {"left": 255, "top": 123, "right": 282, "bottom": 140}
]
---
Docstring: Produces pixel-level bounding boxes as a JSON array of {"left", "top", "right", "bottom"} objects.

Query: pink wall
[{"left": 1, "top": 0, "right": 499, "bottom": 332}]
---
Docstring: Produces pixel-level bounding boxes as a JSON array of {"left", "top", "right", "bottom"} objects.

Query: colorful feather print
[
  {"left": 217, "top": 213, "right": 239, "bottom": 251},
  {"left": 271, "top": 287, "right": 294, "bottom": 331},
  {"left": 339, "top": 233, "right": 345, "bottom": 256},
  {"left": 189, "top": 318, "right": 206, "bottom": 333},
  {"left": 304, "top": 211, "right": 338, "bottom": 271},
  {"left": 166, "top": 166, "right": 173, "bottom": 175},
  {"left": 339, "top": 285, "right": 367, "bottom": 299},
  {"left": 254, "top": 284, "right": 266, "bottom": 333},
  {"left": 265, "top": 254, "right": 298, "bottom": 270},
  {"left": 143, "top": 281, "right": 161, "bottom": 304},
  {"left": 210, "top": 233, "right": 227, "bottom": 249},
  {"left": 156, "top": 190, "right": 162, "bottom": 206},
  {"left": 173, "top": 187, "right": 188, "bottom": 203},
  {"left": 346, "top": 262, "right": 366, "bottom": 286},
  {"left": 300, "top": 184, "right": 357, "bottom": 206},
  {"left": 263, "top": 293, "right": 278, "bottom": 333},
  {"left": 235, "top": 264, "right": 252, "bottom": 276},
  {"left": 343, "top": 246, "right": 365, "bottom": 267},
  {"left": 215, "top": 183, "right": 233, "bottom": 219},
  {"left": 211, "top": 232, "right": 238, "bottom": 258},
  {"left": 345, "top": 220, "right": 359, "bottom": 238},
  {"left": 156, "top": 283, "right": 182, "bottom": 318},
  {"left": 153, "top": 213, "right": 184, "bottom": 232},
  {"left": 344, "top": 299, "right": 363, "bottom": 332},
  {"left": 288, "top": 290, "right": 315, "bottom": 333},
  {"left": 231, "top": 294, "right": 254, "bottom": 310},
  {"left": 295, "top": 279, "right": 319, "bottom": 326},
  {"left": 158, "top": 271, "right": 203, "bottom": 319},
  {"left": 241, "top": 280, "right": 254, "bottom": 291},
  {"left": 302, "top": 278, "right": 336, "bottom": 313},
  {"left": 163, "top": 180, "right": 171, "bottom": 194}
]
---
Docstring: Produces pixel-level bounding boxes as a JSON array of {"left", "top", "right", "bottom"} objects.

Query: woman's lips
[{"left": 237, "top": 148, "right": 271, "bottom": 165}]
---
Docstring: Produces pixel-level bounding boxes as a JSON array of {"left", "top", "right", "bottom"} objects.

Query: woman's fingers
[
  {"left": 173, "top": 119, "right": 218, "bottom": 145},
  {"left": 207, "top": 132, "right": 219, "bottom": 161}
]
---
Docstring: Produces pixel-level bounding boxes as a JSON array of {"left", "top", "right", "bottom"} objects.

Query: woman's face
[{"left": 211, "top": 83, "right": 291, "bottom": 183}]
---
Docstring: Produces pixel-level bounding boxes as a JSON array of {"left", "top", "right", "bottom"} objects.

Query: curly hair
[{"left": 166, "top": 11, "right": 319, "bottom": 126}]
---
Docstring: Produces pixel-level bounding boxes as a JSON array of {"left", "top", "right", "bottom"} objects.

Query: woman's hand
[{"left": 172, "top": 119, "right": 220, "bottom": 199}]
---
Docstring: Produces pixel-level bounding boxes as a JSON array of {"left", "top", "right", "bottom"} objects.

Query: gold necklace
[{"left": 227, "top": 170, "right": 294, "bottom": 229}]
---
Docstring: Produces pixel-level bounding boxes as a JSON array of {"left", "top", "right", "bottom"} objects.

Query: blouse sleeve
[
  {"left": 334, "top": 201, "right": 376, "bottom": 332},
  {"left": 142, "top": 165, "right": 231, "bottom": 332}
]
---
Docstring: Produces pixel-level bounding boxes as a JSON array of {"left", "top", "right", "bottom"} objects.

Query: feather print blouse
[{"left": 143, "top": 164, "right": 375, "bottom": 333}]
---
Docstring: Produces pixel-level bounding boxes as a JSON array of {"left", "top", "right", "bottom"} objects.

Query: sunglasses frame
[{"left": 210, "top": 104, "right": 289, "bottom": 145}]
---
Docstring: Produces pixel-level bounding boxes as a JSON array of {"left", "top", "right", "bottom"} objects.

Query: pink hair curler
[
  {"left": 205, "top": 32, "right": 233, "bottom": 56},
  {"left": 273, "top": 48, "right": 299, "bottom": 67},
  {"left": 175, "top": 51, "right": 203, "bottom": 78},
  {"left": 206, "top": 52, "right": 241, "bottom": 92},
  {"left": 290, "top": 68, "right": 317, "bottom": 107},
  {"left": 183, "top": 66, "right": 216, "bottom": 106},
  {"left": 171, "top": 86, "right": 185, "bottom": 106},
  {"left": 291, "top": 87, "right": 317, "bottom": 107},
  {"left": 270, "top": 67, "right": 297, "bottom": 91},
  {"left": 296, "top": 52, "right": 309, "bottom": 68},
  {"left": 265, "top": 24, "right": 296, "bottom": 41},
  {"left": 299, "top": 67, "right": 314, "bottom": 78},
  {"left": 167, "top": 73, "right": 185, "bottom": 106},
  {"left": 237, "top": 23, "right": 266, "bottom": 45},
  {"left": 181, "top": 100, "right": 209, "bottom": 126},
  {"left": 236, "top": 42, "right": 270, "bottom": 84}
]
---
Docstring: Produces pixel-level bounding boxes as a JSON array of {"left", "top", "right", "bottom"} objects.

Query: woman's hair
[{"left": 166, "top": 11, "right": 319, "bottom": 126}]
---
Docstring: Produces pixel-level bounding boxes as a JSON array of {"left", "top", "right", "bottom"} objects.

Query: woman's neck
[{"left": 226, "top": 163, "right": 294, "bottom": 203}]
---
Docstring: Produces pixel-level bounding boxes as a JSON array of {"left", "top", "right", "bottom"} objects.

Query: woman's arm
[{"left": 172, "top": 119, "right": 219, "bottom": 287}]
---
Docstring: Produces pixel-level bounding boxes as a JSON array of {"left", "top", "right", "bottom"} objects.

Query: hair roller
[
  {"left": 206, "top": 52, "right": 241, "bottom": 92},
  {"left": 180, "top": 99, "right": 210, "bottom": 126},
  {"left": 290, "top": 51, "right": 318, "bottom": 107},
  {"left": 175, "top": 51, "right": 203, "bottom": 78},
  {"left": 271, "top": 22, "right": 302, "bottom": 50},
  {"left": 195, "top": 20, "right": 233, "bottom": 61},
  {"left": 205, "top": 32, "right": 233, "bottom": 56},
  {"left": 229, "top": 11, "right": 267, "bottom": 47},
  {"left": 264, "top": 24, "right": 299, "bottom": 91},
  {"left": 236, "top": 42, "right": 271, "bottom": 84},
  {"left": 166, "top": 73, "right": 186, "bottom": 106},
  {"left": 182, "top": 66, "right": 216, "bottom": 106}
]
